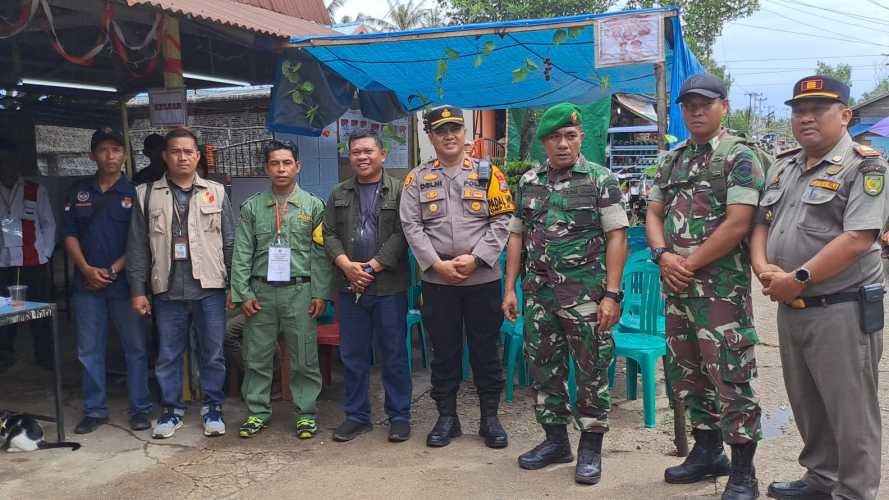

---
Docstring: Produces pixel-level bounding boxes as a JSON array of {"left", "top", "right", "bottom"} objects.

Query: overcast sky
[{"left": 335, "top": 0, "right": 889, "bottom": 117}]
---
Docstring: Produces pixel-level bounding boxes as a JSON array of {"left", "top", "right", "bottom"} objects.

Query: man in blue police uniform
[{"left": 64, "top": 127, "right": 151, "bottom": 434}]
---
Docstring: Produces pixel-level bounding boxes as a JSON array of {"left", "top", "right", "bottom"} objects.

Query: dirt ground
[{"left": 0, "top": 280, "right": 887, "bottom": 500}]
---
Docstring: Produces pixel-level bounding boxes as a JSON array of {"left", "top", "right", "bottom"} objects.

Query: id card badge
[
  {"left": 267, "top": 245, "right": 292, "bottom": 282},
  {"left": 173, "top": 236, "right": 188, "bottom": 261}
]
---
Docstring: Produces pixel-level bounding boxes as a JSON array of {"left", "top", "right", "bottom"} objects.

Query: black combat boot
[
  {"left": 722, "top": 442, "right": 759, "bottom": 500},
  {"left": 518, "top": 424, "right": 574, "bottom": 470},
  {"left": 664, "top": 429, "right": 731, "bottom": 484},
  {"left": 426, "top": 396, "right": 462, "bottom": 447},
  {"left": 574, "top": 431, "right": 604, "bottom": 485},
  {"left": 478, "top": 395, "right": 508, "bottom": 449}
]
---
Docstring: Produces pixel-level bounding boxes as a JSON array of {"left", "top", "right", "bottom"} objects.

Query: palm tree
[
  {"left": 325, "top": 0, "right": 346, "bottom": 21},
  {"left": 363, "top": 0, "right": 431, "bottom": 31}
]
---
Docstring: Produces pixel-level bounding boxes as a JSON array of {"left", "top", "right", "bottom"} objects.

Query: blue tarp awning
[
  {"left": 850, "top": 118, "right": 880, "bottom": 137},
  {"left": 280, "top": 8, "right": 703, "bottom": 142}
]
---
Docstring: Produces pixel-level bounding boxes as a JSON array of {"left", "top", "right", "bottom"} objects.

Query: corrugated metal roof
[
  {"left": 127, "top": 0, "right": 338, "bottom": 38},
  {"left": 234, "top": 0, "right": 330, "bottom": 26}
]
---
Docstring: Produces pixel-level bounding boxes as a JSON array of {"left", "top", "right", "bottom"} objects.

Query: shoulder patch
[
  {"left": 776, "top": 146, "right": 802, "bottom": 159},
  {"left": 853, "top": 142, "right": 882, "bottom": 158},
  {"left": 859, "top": 158, "right": 888, "bottom": 175}
]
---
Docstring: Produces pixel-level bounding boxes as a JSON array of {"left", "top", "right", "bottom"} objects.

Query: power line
[
  {"left": 772, "top": 0, "right": 889, "bottom": 30},
  {"left": 865, "top": 0, "right": 889, "bottom": 12},
  {"left": 771, "top": 0, "right": 889, "bottom": 28},
  {"left": 761, "top": 4, "right": 888, "bottom": 36},
  {"left": 730, "top": 65, "right": 887, "bottom": 76},
  {"left": 731, "top": 22, "right": 889, "bottom": 48},
  {"left": 718, "top": 54, "right": 887, "bottom": 63}
]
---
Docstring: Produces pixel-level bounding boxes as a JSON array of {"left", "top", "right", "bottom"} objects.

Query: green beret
[{"left": 535, "top": 103, "right": 583, "bottom": 140}]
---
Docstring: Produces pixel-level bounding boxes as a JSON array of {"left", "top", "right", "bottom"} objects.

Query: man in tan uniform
[
  {"left": 400, "top": 105, "right": 514, "bottom": 449},
  {"left": 751, "top": 76, "right": 886, "bottom": 500}
]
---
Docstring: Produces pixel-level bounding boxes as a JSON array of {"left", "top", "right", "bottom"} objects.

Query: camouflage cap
[{"left": 535, "top": 103, "right": 583, "bottom": 140}]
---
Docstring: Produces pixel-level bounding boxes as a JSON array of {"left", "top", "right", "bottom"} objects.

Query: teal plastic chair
[
  {"left": 627, "top": 225, "right": 647, "bottom": 240},
  {"left": 608, "top": 259, "right": 667, "bottom": 428},
  {"left": 406, "top": 250, "right": 427, "bottom": 372}
]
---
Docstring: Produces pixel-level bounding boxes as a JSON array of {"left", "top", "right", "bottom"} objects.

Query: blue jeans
[
  {"left": 154, "top": 292, "right": 226, "bottom": 411},
  {"left": 73, "top": 292, "right": 151, "bottom": 418},
  {"left": 337, "top": 291, "right": 411, "bottom": 424}
]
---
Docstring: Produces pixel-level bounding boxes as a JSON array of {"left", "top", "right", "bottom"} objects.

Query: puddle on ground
[{"left": 761, "top": 405, "right": 793, "bottom": 439}]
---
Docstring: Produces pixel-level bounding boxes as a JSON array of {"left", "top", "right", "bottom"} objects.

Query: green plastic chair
[
  {"left": 627, "top": 225, "right": 647, "bottom": 240},
  {"left": 609, "top": 259, "right": 667, "bottom": 428},
  {"left": 406, "top": 250, "right": 427, "bottom": 372}
]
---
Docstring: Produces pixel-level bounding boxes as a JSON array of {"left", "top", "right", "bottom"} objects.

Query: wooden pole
[
  {"left": 119, "top": 97, "right": 133, "bottom": 178},
  {"left": 655, "top": 59, "right": 688, "bottom": 458}
]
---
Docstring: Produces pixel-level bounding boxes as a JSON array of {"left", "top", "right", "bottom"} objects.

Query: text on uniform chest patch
[
  {"left": 420, "top": 180, "right": 442, "bottom": 190},
  {"left": 809, "top": 179, "right": 840, "bottom": 191},
  {"left": 297, "top": 212, "right": 312, "bottom": 222}
]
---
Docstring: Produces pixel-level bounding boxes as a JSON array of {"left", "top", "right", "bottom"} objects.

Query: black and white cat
[{"left": 0, "top": 411, "right": 81, "bottom": 452}]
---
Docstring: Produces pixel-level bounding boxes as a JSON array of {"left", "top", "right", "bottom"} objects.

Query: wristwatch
[
  {"left": 106, "top": 267, "right": 118, "bottom": 281},
  {"left": 604, "top": 290, "right": 624, "bottom": 303},
  {"left": 793, "top": 267, "right": 812, "bottom": 285},
  {"left": 474, "top": 255, "right": 486, "bottom": 268},
  {"left": 651, "top": 247, "right": 669, "bottom": 263}
]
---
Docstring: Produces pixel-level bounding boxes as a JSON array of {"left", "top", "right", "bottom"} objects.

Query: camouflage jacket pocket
[{"left": 719, "top": 327, "right": 758, "bottom": 383}]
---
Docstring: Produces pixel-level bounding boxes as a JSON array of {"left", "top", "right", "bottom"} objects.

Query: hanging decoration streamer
[
  {"left": 41, "top": 0, "right": 111, "bottom": 66},
  {"left": 0, "top": 0, "right": 40, "bottom": 39}
]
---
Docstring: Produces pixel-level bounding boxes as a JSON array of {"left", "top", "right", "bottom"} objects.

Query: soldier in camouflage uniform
[
  {"left": 646, "top": 74, "right": 764, "bottom": 500},
  {"left": 503, "top": 103, "right": 628, "bottom": 485}
]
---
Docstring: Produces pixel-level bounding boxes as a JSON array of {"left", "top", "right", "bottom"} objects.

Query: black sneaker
[
  {"left": 388, "top": 420, "right": 411, "bottom": 442},
  {"left": 333, "top": 419, "right": 372, "bottom": 442},
  {"left": 129, "top": 413, "right": 151, "bottom": 431},
  {"left": 74, "top": 416, "right": 109, "bottom": 434}
]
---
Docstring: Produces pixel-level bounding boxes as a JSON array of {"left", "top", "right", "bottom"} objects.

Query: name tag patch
[{"left": 809, "top": 179, "right": 840, "bottom": 191}]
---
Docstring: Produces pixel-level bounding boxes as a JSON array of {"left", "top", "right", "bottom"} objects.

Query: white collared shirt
[{"left": 0, "top": 178, "right": 56, "bottom": 267}]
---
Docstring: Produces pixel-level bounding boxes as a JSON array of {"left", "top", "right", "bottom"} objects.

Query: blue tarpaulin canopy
[{"left": 277, "top": 7, "right": 703, "bottom": 142}]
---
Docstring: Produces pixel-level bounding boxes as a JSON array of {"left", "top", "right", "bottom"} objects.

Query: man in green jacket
[
  {"left": 323, "top": 130, "right": 412, "bottom": 443},
  {"left": 230, "top": 140, "right": 333, "bottom": 439}
]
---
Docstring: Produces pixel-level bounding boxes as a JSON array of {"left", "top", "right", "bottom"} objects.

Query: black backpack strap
[{"left": 142, "top": 181, "right": 153, "bottom": 236}]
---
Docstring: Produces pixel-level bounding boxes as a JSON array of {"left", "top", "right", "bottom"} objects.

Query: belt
[
  {"left": 789, "top": 291, "right": 858, "bottom": 310},
  {"left": 254, "top": 276, "right": 310, "bottom": 287}
]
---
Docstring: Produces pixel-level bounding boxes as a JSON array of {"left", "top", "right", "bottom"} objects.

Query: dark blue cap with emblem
[
  {"left": 785, "top": 75, "right": 850, "bottom": 106},
  {"left": 90, "top": 126, "right": 125, "bottom": 152}
]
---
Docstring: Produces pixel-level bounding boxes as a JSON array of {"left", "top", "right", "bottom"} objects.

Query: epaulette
[
  {"left": 239, "top": 192, "right": 260, "bottom": 208},
  {"left": 852, "top": 142, "right": 882, "bottom": 158},
  {"left": 776, "top": 146, "right": 801, "bottom": 159},
  {"left": 308, "top": 191, "right": 326, "bottom": 207}
]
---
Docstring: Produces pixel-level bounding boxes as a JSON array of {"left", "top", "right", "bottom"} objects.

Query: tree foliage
[
  {"left": 860, "top": 78, "right": 889, "bottom": 103},
  {"left": 815, "top": 61, "right": 853, "bottom": 88},
  {"left": 438, "top": 0, "right": 617, "bottom": 23}
]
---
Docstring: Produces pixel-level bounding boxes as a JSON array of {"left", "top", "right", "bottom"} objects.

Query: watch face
[{"left": 795, "top": 268, "right": 809, "bottom": 282}]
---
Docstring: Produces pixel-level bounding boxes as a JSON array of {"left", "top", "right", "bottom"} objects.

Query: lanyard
[
  {"left": 0, "top": 183, "right": 20, "bottom": 217},
  {"left": 274, "top": 198, "right": 289, "bottom": 244},
  {"left": 172, "top": 191, "right": 186, "bottom": 237}
]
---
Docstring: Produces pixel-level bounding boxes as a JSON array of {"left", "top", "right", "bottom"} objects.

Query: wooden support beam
[{"left": 288, "top": 10, "right": 677, "bottom": 48}]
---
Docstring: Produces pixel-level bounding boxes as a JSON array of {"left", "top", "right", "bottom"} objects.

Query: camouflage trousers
[
  {"left": 524, "top": 287, "right": 613, "bottom": 432},
  {"left": 665, "top": 295, "right": 762, "bottom": 444}
]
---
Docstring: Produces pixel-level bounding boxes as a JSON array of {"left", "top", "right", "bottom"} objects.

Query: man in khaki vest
[{"left": 126, "top": 127, "right": 234, "bottom": 440}]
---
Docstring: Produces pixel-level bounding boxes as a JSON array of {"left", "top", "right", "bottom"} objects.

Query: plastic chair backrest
[
  {"left": 621, "top": 259, "right": 665, "bottom": 335},
  {"left": 621, "top": 260, "right": 663, "bottom": 336},
  {"left": 408, "top": 249, "right": 420, "bottom": 309},
  {"left": 627, "top": 225, "right": 646, "bottom": 240}
]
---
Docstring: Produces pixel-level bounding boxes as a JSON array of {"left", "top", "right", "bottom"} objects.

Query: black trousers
[
  {"left": 421, "top": 280, "right": 504, "bottom": 413},
  {"left": 0, "top": 264, "right": 53, "bottom": 363}
]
